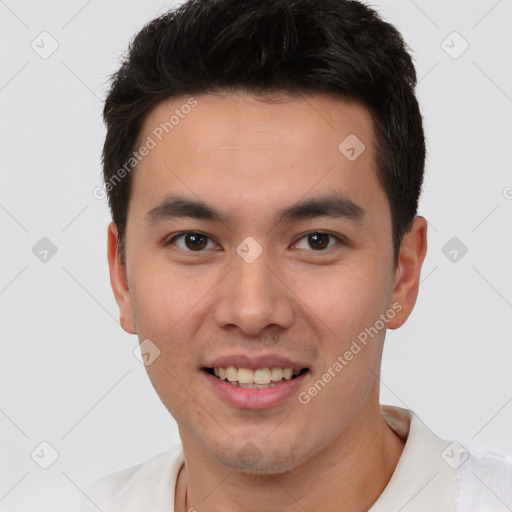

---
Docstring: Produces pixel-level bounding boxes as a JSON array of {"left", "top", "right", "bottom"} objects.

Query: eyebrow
[{"left": 144, "top": 192, "right": 365, "bottom": 227}]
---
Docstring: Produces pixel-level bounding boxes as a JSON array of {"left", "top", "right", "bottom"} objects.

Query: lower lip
[{"left": 202, "top": 370, "right": 309, "bottom": 409}]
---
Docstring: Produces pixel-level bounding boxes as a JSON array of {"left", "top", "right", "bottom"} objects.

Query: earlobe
[
  {"left": 107, "top": 222, "right": 137, "bottom": 334},
  {"left": 387, "top": 216, "right": 428, "bottom": 330}
]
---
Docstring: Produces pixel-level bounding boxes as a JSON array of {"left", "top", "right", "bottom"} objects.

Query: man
[{"left": 86, "top": 0, "right": 512, "bottom": 510}]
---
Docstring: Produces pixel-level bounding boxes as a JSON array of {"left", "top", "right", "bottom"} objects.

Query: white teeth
[
  {"left": 237, "top": 368, "right": 254, "bottom": 384},
  {"left": 254, "top": 368, "right": 271, "bottom": 385},
  {"left": 270, "top": 367, "right": 283, "bottom": 381},
  {"left": 226, "top": 366, "right": 237, "bottom": 382},
  {"left": 239, "top": 382, "right": 276, "bottom": 389},
  {"left": 211, "top": 366, "right": 304, "bottom": 386},
  {"left": 283, "top": 368, "right": 293, "bottom": 380}
]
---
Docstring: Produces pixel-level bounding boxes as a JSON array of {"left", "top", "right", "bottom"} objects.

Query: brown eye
[
  {"left": 167, "top": 232, "right": 217, "bottom": 252},
  {"left": 184, "top": 233, "right": 208, "bottom": 250},
  {"left": 294, "top": 232, "right": 341, "bottom": 251},
  {"left": 308, "top": 233, "right": 330, "bottom": 250}
]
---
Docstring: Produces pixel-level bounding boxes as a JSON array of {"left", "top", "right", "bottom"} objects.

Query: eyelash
[{"left": 165, "top": 231, "right": 345, "bottom": 254}]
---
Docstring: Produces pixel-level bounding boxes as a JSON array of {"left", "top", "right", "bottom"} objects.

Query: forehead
[
  {"left": 138, "top": 90, "right": 375, "bottom": 157},
  {"left": 130, "top": 91, "right": 387, "bottom": 230}
]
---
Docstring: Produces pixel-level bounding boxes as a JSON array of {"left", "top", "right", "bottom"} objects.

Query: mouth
[{"left": 203, "top": 366, "right": 310, "bottom": 388}]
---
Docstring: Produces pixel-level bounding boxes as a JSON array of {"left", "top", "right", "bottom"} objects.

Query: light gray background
[{"left": 1, "top": 0, "right": 511, "bottom": 510}]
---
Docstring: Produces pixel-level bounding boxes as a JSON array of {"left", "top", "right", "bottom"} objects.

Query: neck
[{"left": 175, "top": 402, "right": 405, "bottom": 512}]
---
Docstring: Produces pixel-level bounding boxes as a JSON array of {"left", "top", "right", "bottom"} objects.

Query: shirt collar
[{"left": 368, "top": 404, "right": 460, "bottom": 512}]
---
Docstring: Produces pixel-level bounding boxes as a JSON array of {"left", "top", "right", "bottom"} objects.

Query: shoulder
[
  {"left": 82, "top": 444, "right": 184, "bottom": 512},
  {"left": 457, "top": 450, "right": 512, "bottom": 511}
]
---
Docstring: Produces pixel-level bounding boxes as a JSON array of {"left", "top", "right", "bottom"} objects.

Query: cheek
[
  {"left": 131, "top": 267, "right": 205, "bottom": 418},
  {"left": 290, "top": 262, "right": 393, "bottom": 345},
  {"left": 128, "top": 267, "right": 214, "bottom": 402},
  {"left": 129, "top": 260, "right": 215, "bottom": 336},
  {"left": 292, "top": 267, "right": 391, "bottom": 429}
]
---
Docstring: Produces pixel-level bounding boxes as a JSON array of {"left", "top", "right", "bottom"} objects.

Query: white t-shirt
[{"left": 83, "top": 405, "right": 512, "bottom": 511}]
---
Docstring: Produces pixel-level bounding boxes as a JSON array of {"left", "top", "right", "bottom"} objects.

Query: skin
[{"left": 107, "top": 90, "right": 428, "bottom": 512}]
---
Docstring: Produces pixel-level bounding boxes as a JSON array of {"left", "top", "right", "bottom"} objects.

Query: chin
[{"left": 205, "top": 437, "right": 305, "bottom": 476}]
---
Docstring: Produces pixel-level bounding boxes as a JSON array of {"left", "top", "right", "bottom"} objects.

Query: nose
[{"left": 213, "top": 241, "right": 295, "bottom": 337}]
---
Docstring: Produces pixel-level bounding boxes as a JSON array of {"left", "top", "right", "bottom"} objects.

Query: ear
[
  {"left": 387, "top": 216, "right": 428, "bottom": 329},
  {"left": 107, "top": 222, "right": 137, "bottom": 334}
]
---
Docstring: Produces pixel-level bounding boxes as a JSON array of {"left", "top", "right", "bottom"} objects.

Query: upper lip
[{"left": 203, "top": 353, "right": 309, "bottom": 371}]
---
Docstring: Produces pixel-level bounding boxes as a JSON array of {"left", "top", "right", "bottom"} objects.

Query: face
[{"left": 108, "top": 91, "right": 426, "bottom": 474}]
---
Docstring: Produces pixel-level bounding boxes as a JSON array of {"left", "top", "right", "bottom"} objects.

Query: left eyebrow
[
  {"left": 274, "top": 192, "right": 365, "bottom": 225},
  {"left": 144, "top": 192, "right": 365, "bottom": 227}
]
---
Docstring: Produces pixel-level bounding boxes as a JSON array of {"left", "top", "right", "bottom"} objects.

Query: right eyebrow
[{"left": 145, "top": 196, "right": 230, "bottom": 225}]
